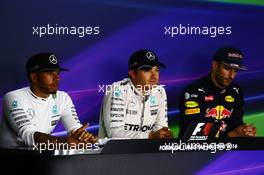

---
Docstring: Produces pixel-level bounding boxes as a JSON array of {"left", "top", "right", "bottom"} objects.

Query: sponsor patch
[
  {"left": 150, "top": 109, "right": 158, "bottom": 116},
  {"left": 51, "top": 114, "right": 60, "bottom": 118},
  {"left": 16, "top": 119, "right": 30, "bottom": 127},
  {"left": 10, "top": 108, "right": 23, "bottom": 112},
  {"left": 185, "top": 101, "right": 199, "bottom": 108},
  {"left": 111, "top": 102, "right": 125, "bottom": 106},
  {"left": 111, "top": 97, "right": 124, "bottom": 101},
  {"left": 126, "top": 110, "right": 138, "bottom": 115},
  {"left": 205, "top": 95, "right": 214, "bottom": 101},
  {"left": 14, "top": 115, "right": 27, "bottom": 122},
  {"left": 185, "top": 93, "right": 190, "bottom": 100},
  {"left": 191, "top": 94, "right": 198, "bottom": 98},
  {"left": 124, "top": 123, "right": 154, "bottom": 132},
  {"left": 110, "top": 113, "right": 124, "bottom": 118},
  {"left": 185, "top": 108, "right": 200, "bottom": 115},
  {"left": 110, "top": 108, "right": 124, "bottom": 112},
  {"left": 228, "top": 52, "right": 243, "bottom": 59},
  {"left": 233, "top": 87, "right": 239, "bottom": 94},
  {"left": 51, "top": 120, "right": 59, "bottom": 126},
  {"left": 225, "top": 95, "right": 234, "bottom": 102},
  {"left": 111, "top": 120, "right": 123, "bottom": 123}
]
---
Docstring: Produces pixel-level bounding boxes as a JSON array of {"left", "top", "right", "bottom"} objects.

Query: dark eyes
[
  {"left": 47, "top": 71, "right": 60, "bottom": 75},
  {"left": 223, "top": 65, "right": 237, "bottom": 72},
  {"left": 142, "top": 67, "right": 159, "bottom": 73},
  {"left": 224, "top": 65, "right": 231, "bottom": 70}
]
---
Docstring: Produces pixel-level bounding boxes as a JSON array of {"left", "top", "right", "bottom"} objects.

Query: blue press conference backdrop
[{"left": 1, "top": 0, "right": 264, "bottom": 173}]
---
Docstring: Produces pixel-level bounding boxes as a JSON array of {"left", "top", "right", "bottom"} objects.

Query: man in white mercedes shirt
[
  {"left": 0, "top": 53, "right": 97, "bottom": 148},
  {"left": 99, "top": 49, "right": 173, "bottom": 139}
]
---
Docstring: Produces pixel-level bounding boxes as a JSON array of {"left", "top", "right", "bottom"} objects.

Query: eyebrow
[{"left": 223, "top": 65, "right": 238, "bottom": 71}]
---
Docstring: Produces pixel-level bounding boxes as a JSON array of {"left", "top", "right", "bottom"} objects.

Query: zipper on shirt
[{"left": 140, "top": 96, "right": 145, "bottom": 128}]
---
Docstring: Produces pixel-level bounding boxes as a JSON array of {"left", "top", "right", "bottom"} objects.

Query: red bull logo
[{"left": 206, "top": 105, "right": 233, "bottom": 120}]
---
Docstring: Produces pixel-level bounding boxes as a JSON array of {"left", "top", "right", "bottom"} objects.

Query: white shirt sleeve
[
  {"left": 60, "top": 92, "right": 82, "bottom": 133},
  {"left": 152, "top": 87, "right": 169, "bottom": 132},
  {"left": 100, "top": 87, "right": 149, "bottom": 139},
  {"left": 3, "top": 93, "right": 37, "bottom": 146}
]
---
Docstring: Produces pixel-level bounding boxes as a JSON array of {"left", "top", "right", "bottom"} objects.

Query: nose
[
  {"left": 150, "top": 69, "right": 154, "bottom": 76},
  {"left": 150, "top": 68, "right": 158, "bottom": 78},
  {"left": 229, "top": 69, "right": 237, "bottom": 80},
  {"left": 53, "top": 71, "right": 60, "bottom": 81}
]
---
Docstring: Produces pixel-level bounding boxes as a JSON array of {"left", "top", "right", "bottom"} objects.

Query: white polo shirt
[
  {"left": 99, "top": 78, "right": 168, "bottom": 139},
  {"left": 0, "top": 87, "right": 82, "bottom": 148}
]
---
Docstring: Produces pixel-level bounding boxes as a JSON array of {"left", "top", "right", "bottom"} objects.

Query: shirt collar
[{"left": 28, "top": 87, "right": 51, "bottom": 102}]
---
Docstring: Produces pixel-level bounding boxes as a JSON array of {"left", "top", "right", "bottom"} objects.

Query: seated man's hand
[
  {"left": 67, "top": 123, "right": 98, "bottom": 144},
  {"left": 228, "top": 124, "right": 256, "bottom": 137},
  {"left": 149, "top": 127, "right": 173, "bottom": 139},
  {"left": 242, "top": 124, "right": 256, "bottom": 137}
]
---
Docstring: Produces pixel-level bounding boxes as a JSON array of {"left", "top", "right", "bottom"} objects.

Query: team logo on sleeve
[
  {"left": 114, "top": 88, "right": 121, "bottom": 97},
  {"left": 11, "top": 100, "right": 18, "bottom": 108}
]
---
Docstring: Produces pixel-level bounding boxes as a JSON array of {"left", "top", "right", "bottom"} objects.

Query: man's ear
[
  {"left": 212, "top": 60, "right": 219, "bottom": 71},
  {"left": 30, "top": 72, "right": 38, "bottom": 83},
  {"left": 128, "top": 70, "right": 136, "bottom": 80}
]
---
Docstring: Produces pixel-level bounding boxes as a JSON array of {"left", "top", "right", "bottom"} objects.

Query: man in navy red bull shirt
[{"left": 178, "top": 46, "right": 256, "bottom": 138}]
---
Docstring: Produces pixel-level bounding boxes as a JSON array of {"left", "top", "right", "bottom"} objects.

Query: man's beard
[
  {"left": 39, "top": 84, "right": 58, "bottom": 95},
  {"left": 215, "top": 70, "right": 232, "bottom": 88},
  {"left": 48, "top": 84, "right": 58, "bottom": 94}
]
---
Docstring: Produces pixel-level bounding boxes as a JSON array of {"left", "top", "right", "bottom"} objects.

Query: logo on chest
[
  {"left": 205, "top": 95, "right": 214, "bottom": 101},
  {"left": 26, "top": 108, "right": 35, "bottom": 120},
  {"left": 206, "top": 105, "right": 233, "bottom": 120},
  {"left": 225, "top": 95, "right": 235, "bottom": 102},
  {"left": 52, "top": 105, "right": 58, "bottom": 115},
  {"left": 149, "top": 96, "right": 157, "bottom": 106},
  {"left": 128, "top": 97, "right": 137, "bottom": 108}
]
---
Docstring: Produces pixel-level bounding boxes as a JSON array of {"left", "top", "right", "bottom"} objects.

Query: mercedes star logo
[
  {"left": 146, "top": 52, "right": 155, "bottom": 60},
  {"left": 49, "top": 55, "right": 57, "bottom": 64}
]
